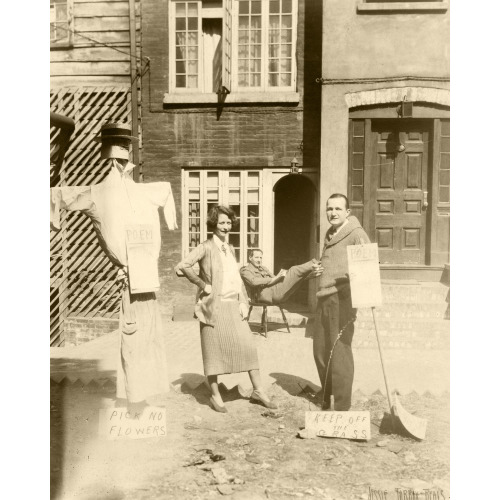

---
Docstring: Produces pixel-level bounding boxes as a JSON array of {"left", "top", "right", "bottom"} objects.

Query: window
[
  {"left": 183, "top": 169, "right": 262, "bottom": 264},
  {"left": 169, "top": 0, "right": 297, "bottom": 95},
  {"left": 50, "top": 0, "right": 73, "bottom": 48}
]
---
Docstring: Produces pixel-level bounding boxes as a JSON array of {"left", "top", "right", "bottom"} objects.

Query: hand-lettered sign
[
  {"left": 347, "top": 243, "right": 382, "bottom": 308},
  {"left": 125, "top": 224, "right": 160, "bottom": 294},
  {"left": 98, "top": 406, "right": 167, "bottom": 440},
  {"left": 305, "top": 411, "right": 371, "bottom": 440}
]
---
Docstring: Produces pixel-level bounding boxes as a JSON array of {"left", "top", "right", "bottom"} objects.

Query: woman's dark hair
[{"left": 207, "top": 205, "right": 238, "bottom": 232}]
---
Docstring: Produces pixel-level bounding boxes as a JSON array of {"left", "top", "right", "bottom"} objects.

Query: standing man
[{"left": 314, "top": 193, "right": 370, "bottom": 411}]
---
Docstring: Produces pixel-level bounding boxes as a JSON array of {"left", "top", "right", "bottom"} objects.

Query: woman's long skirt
[{"left": 200, "top": 300, "right": 259, "bottom": 376}]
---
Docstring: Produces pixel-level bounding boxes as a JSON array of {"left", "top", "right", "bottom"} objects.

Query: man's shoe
[
  {"left": 250, "top": 390, "right": 278, "bottom": 409},
  {"left": 321, "top": 401, "right": 331, "bottom": 411},
  {"left": 209, "top": 396, "right": 228, "bottom": 413}
]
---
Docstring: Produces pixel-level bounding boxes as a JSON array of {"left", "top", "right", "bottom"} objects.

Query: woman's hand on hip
[{"left": 203, "top": 283, "right": 213, "bottom": 295}]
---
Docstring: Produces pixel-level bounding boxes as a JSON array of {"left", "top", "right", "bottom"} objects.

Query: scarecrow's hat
[{"left": 94, "top": 122, "right": 138, "bottom": 143}]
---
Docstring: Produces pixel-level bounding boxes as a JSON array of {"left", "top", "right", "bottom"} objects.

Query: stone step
[
  {"left": 379, "top": 282, "right": 449, "bottom": 303},
  {"left": 353, "top": 329, "right": 450, "bottom": 350},
  {"left": 357, "top": 302, "right": 449, "bottom": 319},
  {"left": 353, "top": 337, "right": 449, "bottom": 350},
  {"left": 356, "top": 317, "right": 449, "bottom": 336},
  {"left": 354, "top": 316, "right": 449, "bottom": 350}
]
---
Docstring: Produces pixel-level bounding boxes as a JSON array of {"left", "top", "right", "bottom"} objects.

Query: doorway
[
  {"left": 366, "top": 119, "right": 431, "bottom": 265},
  {"left": 273, "top": 174, "right": 315, "bottom": 305}
]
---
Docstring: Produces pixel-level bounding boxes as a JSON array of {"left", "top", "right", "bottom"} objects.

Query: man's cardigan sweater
[{"left": 317, "top": 215, "right": 370, "bottom": 298}]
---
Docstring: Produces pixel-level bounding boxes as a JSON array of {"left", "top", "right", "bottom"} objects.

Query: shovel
[{"left": 371, "top": 307, "right": 427, "bottom": 440}]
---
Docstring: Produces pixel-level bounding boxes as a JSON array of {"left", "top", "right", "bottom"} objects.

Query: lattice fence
[{"left": 50, "top": 87, "right": 138, "bottom": 346}]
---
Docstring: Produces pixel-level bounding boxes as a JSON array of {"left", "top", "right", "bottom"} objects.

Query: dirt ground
[{"left": 50, "top": 378, "right": 449, "bottom": 500}]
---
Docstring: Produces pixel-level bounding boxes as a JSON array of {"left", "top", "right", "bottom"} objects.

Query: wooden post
[{"left": 129, "top": 0, "right": 140, "bottom": 181}]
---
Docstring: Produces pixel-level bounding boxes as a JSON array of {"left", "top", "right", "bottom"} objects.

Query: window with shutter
[{"left": 168, "top": 0, "right": 297, "bottom": 95}]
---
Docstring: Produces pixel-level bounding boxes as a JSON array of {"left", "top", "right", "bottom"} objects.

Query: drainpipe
[{"left": 129, "top": 0, "right": 140, "bottom": 181}]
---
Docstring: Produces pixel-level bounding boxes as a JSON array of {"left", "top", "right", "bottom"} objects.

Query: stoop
[{"left": 355, "top": 281, "right": 450, "bottom": 349}]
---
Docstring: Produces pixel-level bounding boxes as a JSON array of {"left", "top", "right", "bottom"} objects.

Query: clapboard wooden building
[{"left": 50, "top": 0, "right": 143, "bottom": 345}]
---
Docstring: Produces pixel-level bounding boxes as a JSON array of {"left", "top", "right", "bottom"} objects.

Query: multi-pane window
[
  {"left": 183, "top": 170, "right": 262, "bottom": 264},
  {"left": 50, "top": 0, "right": 72, "bottom": 45},
  {"left": 169, "top": 0, "right": 297, "bottom": 93},
  {"left": 237, "top": 0, "right": 293, "bottom": 88},
  {"left": 174, "top": 2, "right": 201, "bottom": 89}
]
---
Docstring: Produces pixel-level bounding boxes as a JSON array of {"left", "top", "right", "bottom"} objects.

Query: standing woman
[{"left": 175, "top": 205, "right": 277, "bottom": 413}]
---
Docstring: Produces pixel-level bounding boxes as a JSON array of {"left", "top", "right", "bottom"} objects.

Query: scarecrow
[{"left": 51, "top": 123, "right": 177, "bottom": 410}]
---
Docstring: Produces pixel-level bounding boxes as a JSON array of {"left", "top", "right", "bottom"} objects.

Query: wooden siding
[
  {"left": 50, "top": 87, "right": 134, "bottom": 346},
  {"left": 50, "top": 0, "right": 141, "bottom": 88}
]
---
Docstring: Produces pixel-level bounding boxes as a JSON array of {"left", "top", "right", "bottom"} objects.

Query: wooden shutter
[
  {"left": 348, "top": 119, "right": 367, "bottom": 226},
  {"left": 430, "top": 118, "right": 450, "bottom": 265},
  {"left": 222, "top": 0, "right": 232, "bottom": 92}
]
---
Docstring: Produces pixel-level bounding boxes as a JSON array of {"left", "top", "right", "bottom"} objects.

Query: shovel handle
[{"left": 371, "top": 307, "right": 395, "bottom": 415}]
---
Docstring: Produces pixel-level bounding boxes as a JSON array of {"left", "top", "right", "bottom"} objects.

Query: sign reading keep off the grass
[{"left": 305, "top": 411, "right": 371, "bottom": 440}]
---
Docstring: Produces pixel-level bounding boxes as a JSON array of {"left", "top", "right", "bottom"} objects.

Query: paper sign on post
[
  {"left": 347, "top": 243, "right": 382, "bottom": 308},
  {"left": 305, "top": 411, "right": 371, "bottom": 440},
  {"left": 98, "top": 406, "right": 167, "bottom": 440},
  {"left": 125, "top": 224, "right": 160, "bottom": 294}
]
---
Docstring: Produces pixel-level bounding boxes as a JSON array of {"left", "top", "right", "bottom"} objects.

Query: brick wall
[
  {"left": 63, "top": 316, "right": 119, "bottom": 347},
  {"left": 140, "top": 0, "right": 323, "bottom": 315}
]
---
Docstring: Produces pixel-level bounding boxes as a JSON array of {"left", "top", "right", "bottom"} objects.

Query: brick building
[{"left": 141, "top": 0, "right": 324, "bottom": 315}]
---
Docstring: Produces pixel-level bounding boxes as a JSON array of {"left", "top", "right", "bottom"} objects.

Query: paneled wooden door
[{"left": 367, "top": 120, "right": 431, "bottom": 265}]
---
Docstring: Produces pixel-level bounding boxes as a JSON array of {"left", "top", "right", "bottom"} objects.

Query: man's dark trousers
[
  {"left": 313, "top": 286, "right": 357, "bottom": 411},
  {"left": 257, "top": 261, "right": 314, "bottom": 304}
]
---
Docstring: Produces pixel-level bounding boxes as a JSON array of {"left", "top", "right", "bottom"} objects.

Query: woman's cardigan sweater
[
  {"left": 317, "top": 215, "right": 370, "bottom": 298},
  {"left": 175, "top": 238, "right": 249, "bottom": 326}
]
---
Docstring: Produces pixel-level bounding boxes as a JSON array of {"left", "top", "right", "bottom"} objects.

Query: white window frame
[
  {"left": 50, "top": 0, "right": 74, "bottom": 49},
  {"left": 231, "top": 0, "right": 298, "bottom": 93},
  {"left": 181, "top": 169, "right": 264, "bottom": 265},
  {"left": 168, "top": 0, "right": 298, "bottom": 95}
]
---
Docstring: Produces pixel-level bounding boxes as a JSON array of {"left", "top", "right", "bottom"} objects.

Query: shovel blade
[{"left": 393, "top": 392, "right": 427, "bottom": 440}]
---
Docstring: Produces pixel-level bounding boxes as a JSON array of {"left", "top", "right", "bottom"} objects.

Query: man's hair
[
  {"left": 206, "top": 205, "right": 238, "bottom": 231},
  {"left": 327, "top": 193, "right": 350, "bottom": 209},
  {"left": 247, "top": 248, "right": 263, "bottom": 260}
]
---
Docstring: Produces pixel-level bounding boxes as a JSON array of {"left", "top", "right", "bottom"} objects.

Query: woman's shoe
[
  {"left": 209, "top": 396, "right": 228, "bottom": 413},
  {"left": 250, "top": 390, "right": 278, "bottom": 409}
]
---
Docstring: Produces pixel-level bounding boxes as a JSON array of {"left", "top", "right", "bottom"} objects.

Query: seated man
[{"left": 240, "top": 249, "right": 323, "bottom": 305}]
